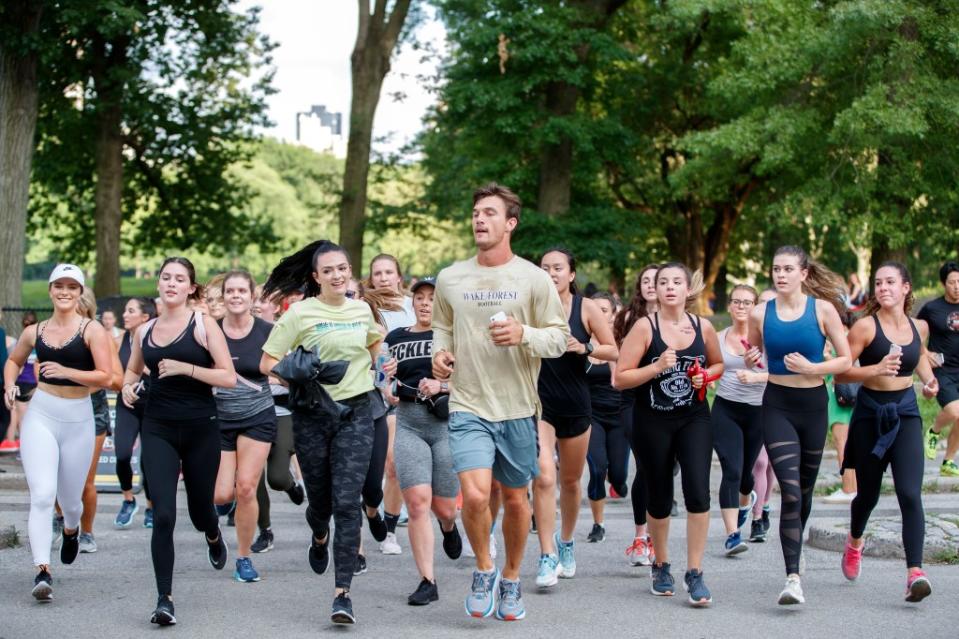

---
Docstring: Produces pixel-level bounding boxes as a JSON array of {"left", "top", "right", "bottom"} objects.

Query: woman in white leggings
[{"left": 3, "top": 264, "right": 116, "bottom": 601}]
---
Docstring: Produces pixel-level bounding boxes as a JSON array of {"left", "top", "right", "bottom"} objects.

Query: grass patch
[
  {"left": 929, "top": 549, "right": 959, "bottom": 565},
  {"left": 0, "top": 525, "right": 21, "bottom": 549},
  {"left": 20, "top": 277, "right": 158, "bottom": 308}
]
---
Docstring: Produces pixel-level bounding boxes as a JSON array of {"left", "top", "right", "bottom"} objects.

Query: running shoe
[
  {"left": 530, "top": 514, "right": 537, "bottom": 534},
  {"left": 354, "top": 553, "right": 367, "bottom": 576},
  {"left": 823, "top": 487, "right": 857, "bottom": 504},
  {"left": 0, "top": 439, "right": 19, "bottom": 453},
  {"left": 408, "top": 577, "right": 439, "bottom": 606},
  {"left": 761, "top": 505, "right": 771, "bottom": 533},
  {"left": 724, "top": 531, "right": 748, "bottom": 556},
  {"left": 587, "top": 523, "right": 606, "bottom": 543},
  {"left": 626, "top": 536, "right": 653, "bottom": 566},
  {"left": 556, "top": 533, "right": 576, "bottom": 578},
  {"left": 308, "top": 536, "right": 330, "bottom": 575},
  {"left": 32, "top": 569, "right": 53, "bottom": 602},
  {"left": 215, "top": 501, "right": 236, "bottom": 517},
  {"left": 60, "top": 529, "right": 79, "bottom": 565},
  {"left": 608, "top": 485, "right": 622, "bottom": 499},
  {"left": 366, "top": 510, "right": 388, "bottom": 542},
  {"left": 941, "top": 459, "right": 959, "bottom": 477},
  {"left": 380, "top": 531, "right": 402, "bottom": 555},
  {"left": 78, "top": 532, "right": 97, "bottom": 554},
  {"left": 441, "top": 522, "right": 463, "bottom": 559},
  {"left": 251, "top": 528, "right": 274, "bottom": 554},
  {"left": 465, "top": 569, "right": 499, "bottom": 618},
  {"left": 778, "top": 575, "right": 804, "bottom": 605},
  {"left": 535, "top": 554, "right": 561, "bottom": 588},
  {"left": 150, "top": 595, "right": 176, "bottom": 626},
  {"left": 114, "top": 498, "right": 138, "bottom": 529},
  {"left": 331, "top": 592, "right": 355, "bottom": 624},
  {"left": 234, "top": 557, "right": 260, "bottom": 583},
  {"left": 207, "top": 531, "right": 227, "bottom": 570},
  {"left": 738, "top": 490, "right": 757, "bottom": 529},
  {"left": 905, "top": 570, "right": 932, "bottom": 603},
  {"left": 841, "top": 536, "right": 863, "bottom": 581},
  {"left": 749, "top": 519, "right": 766, "bottom": 543},
  {"left": 462, "top": 533, "right": 475, "bottom": 558},
  {"left": 143, "top": 508, "right": 154, "bottom": 529},
  {"left": 490, "top": 532, "right": 498, "bottom": 559},
  {"left": 286, "top": 481, "right": 305, "bottom": 506},
  {"left": 496, "top": 578, "right": 526, "bottom": 621},
  {"left": 650, "top": 562, "right": 675, "bottom": 596},
  {"left": 683, "top": 569, "right": 712, "bottom": 607},
  {"left": 398, "top": 505, "right": 409, "bottom": 527},
  {"left": 924, "top": 426, "right": 940, "bottom": 460}
]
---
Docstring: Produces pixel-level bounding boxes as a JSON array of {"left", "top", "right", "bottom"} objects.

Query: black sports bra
[
  {"left": 35, "top": 320, "right": 96, "bottom": 387},
  {"left": 859, "top": 315, "right": 921, "bottom": 378}
]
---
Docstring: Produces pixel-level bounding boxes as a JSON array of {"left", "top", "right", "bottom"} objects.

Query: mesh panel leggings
[
  {"left": 712, "top": 396, "right": 764, "bottom": 509},
  {"left": 848, "top": 388, "right": 925, "bottom": 568},
  {"left": 586, "top": 412, "right": 630, "bottom": 501},
  {"left": 762, "top": 383, "right": 827, "bottom": 576}
]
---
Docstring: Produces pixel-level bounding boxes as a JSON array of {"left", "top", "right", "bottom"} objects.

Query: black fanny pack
[{"left": 422, "top": 393, "right": 450, "bottom": 420}]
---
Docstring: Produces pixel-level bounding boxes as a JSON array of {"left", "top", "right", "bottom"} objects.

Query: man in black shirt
[{"left": 917, "top": 261, "right": 959, "bottom": 476}]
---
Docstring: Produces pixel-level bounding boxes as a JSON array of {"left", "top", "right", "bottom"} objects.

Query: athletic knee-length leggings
[
  {"left": 114, "top": 402, "right": 149, "bottom": 499},
  {"left": 586, "top": 412, "right": 630, "bottom": 501},
  {"left": 762, "top": 383, "right": 828, "bottom": 576},
  {"left": 712, "top": 396, "right": 764, "bottom": 509}
]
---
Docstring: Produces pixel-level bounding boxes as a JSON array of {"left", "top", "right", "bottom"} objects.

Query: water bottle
[{"left": 374, "top": 343, "right": 391, "bottom": 389}]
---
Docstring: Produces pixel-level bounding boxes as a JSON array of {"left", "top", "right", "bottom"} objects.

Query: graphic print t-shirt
[
  {"left": 432, "top": 255, "right": 570, "bottom": 422},
  {"left": 385, "top": 327, "right": 433, "bottom": 401},
  {"left": 918, "top": 296, "right": 959, "bottom": 371}
]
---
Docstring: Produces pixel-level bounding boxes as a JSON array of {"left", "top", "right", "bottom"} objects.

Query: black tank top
[
  {"left": 142, "top": 315, "right": 216, "bottom": 419},
  {"left": 35, "top": 320, "right": 95, "bottom": 387},
  {"left": 637, "top": 313, "right": 706, "bottom": 413},
  {"left": 586, "top": 361, "right": 620, "bottom": 418},
  {"left": 859, "top": 315, "right": 921, "bottom": 377},
  {"left": 538, "top": 294, "right": 591, "bottom": 417}
]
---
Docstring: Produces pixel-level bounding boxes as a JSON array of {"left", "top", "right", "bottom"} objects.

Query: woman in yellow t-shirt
[{"left": 259, "top": 240, "right": 382, "bottom": 626}]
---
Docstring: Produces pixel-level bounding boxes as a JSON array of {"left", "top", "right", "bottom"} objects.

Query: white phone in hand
[{"left": 490, "top": 311, "right": 507, "bottom": 324}]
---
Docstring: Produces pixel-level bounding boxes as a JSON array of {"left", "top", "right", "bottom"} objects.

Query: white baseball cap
[{"left": 48, "top": 263, "right": 86, "bottom": 288}]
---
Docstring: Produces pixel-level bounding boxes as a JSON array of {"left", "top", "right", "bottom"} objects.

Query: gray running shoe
[
  {"left": 496, "top": 579, "right": 526, "bottom": 621},
  {"left": 465, "top": 569, "right": 499, "bottom": 618},
  {"left": 78, "top": 532, "right": 97, "bottom": 554}
]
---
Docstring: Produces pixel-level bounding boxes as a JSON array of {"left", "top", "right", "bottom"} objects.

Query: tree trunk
[
  {"left": 869, "top": 231, "right": 906, "bottom": 287},
  {"left": 0, "top": 0, "right": 43, "bottom": 332},
  {"left": 338, "top": 0, "right": 412, "bottom": 274}
]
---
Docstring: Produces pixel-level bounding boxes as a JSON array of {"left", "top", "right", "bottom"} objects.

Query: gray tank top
[{"left": 716, "top": 328, "right": 765, "bottom": 406}]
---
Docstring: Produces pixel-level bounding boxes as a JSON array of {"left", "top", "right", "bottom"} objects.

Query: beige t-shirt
[{"left": 432, "top": 255, "right": 569, "bottom": 422}]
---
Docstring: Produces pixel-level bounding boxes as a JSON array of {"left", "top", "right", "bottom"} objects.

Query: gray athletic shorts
[{"left": 394, "top": 401, "right": 459, "bottom": 497}]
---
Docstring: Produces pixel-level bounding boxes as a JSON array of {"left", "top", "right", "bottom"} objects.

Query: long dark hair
[
  {"left": 773, "top": 245, "right": 846, "bottom": 317},
  {"left": 540, "top": 246, "right": 578, "bottom": 295},
  {"left": 160, "top": 257, "right": 204, "bottom": 301},
  {"left": 130, "top": 296, "right": 157, "bottom": 320},
  {"left": 863, "top": 261, "right": 915, "bottom": 317},
  {"left": 263, "top": 240, "right": 349, "bottom": 299},
  {"left": 613, "top": 263, "right": 659, "bottom": 345}
]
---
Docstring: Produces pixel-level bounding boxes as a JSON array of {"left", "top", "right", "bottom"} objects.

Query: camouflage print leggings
[{"left": 292, "top": 393, "right": 373, "bottom": 590}]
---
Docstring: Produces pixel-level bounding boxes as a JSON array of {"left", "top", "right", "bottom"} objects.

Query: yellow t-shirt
[
  {"left": 263, "top": 297, "right": 381, "bottom": 401},
  {"left": 432, "top": 255, "right": 570, "bottom": 422}
]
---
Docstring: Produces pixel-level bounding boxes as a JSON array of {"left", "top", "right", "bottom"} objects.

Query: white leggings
[{"left": 20, "top": 389, "right": 94, "bottom": 566}]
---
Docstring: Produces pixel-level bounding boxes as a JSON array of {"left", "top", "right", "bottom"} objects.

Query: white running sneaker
[
  {"left": 823, "top": 487, "right": 857, "bottom": 504},
  {"left": 625, "top": 536, "right": 653, "bottom": 566},
  {"left": 489, "top": 533, "right": 497, "bottom": 560},
  {"left": 379, "top": 532, "right": 402, "bottom": 555},
  {"left": 778, "top": 575, "right": 804, "bottom": 605},
  {"left": 462, "top": 533, "right": 475, "bottom": 558}
]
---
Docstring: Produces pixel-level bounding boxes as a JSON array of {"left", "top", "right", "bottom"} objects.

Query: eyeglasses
[{"left": 729, "top": 299, "right": 754, "bottom": 307}]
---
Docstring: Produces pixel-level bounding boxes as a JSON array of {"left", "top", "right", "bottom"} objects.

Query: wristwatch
[
  {"left": 440, "top": 382, "right": 449, "bottom": 393},
  {"left": 584, "top": 342, "right": 594, "bottom": 356}
]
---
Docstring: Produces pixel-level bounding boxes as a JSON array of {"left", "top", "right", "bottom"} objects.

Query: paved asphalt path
[{"left": 1, "top": 480, "right": 957, "bottom": 639}]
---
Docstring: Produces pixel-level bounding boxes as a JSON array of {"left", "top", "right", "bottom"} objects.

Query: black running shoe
[
  {"left": 441, "top": 522, "right": 463, "bottom": 559},
  {"left": 587, "top": 523, "right": 606, "bottom": 543},
  {"left": 286, "top": 482, "right": 305, "bottom": 506},
  {"left": 749, "top": 519, "right": 766, "bottom": 543},
  {"left": 150, "top": 595, "right": 177, "bottom": 626},
  {"left": 408, "top": 578, "right": 439, "bottom": 606},
  {"left": 60, "top": 529, "right": 79, "bottom": 565},
  {"left": 331, "top": 592, "right": 355, "bottom": 624},
  {"left": 354, "top": 553, "right": 368, "bottom": 576},
  {"left": 32, "top": 569, "right": 53, "bottom": 602},
  {"left": 308, "top": 536, "right": 330, "bottom": 575},
  {"left": 762, "top": 507, "right": 771, "bottom": 533},
  {"left": 207, "top": 530, "right": 228, "bottom": 570},
  {"left": 214, "top": 501, "right": 236, "bottom": 517},
  {"left": 251, "top": 528, "right": 274, "bottom": 554},
  {"left": 366, "top": 511, "right": 388, "bottom": 542}
]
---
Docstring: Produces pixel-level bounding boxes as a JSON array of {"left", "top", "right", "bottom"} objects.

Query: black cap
[{"left": 410, "top": 277, "right": 436, "bottom": 293}]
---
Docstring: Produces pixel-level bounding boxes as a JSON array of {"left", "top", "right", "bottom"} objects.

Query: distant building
[{"left": 295, "top": 105, "right": 346, "bottom": 158}]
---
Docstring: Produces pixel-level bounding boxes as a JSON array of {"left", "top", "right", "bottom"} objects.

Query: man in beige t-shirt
[{"left": 432, "top": 183, "right": 568, "bottom": 621}]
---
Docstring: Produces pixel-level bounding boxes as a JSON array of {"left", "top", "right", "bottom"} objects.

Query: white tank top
[{"left": 716, "top": 327, "right": 765, "bottom": 406}]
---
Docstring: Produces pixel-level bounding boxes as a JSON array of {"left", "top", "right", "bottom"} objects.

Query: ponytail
[
  {"left": 773, "top": 245, "right": 846, "bottom": 317},
  {"left": 263, "top": 240, "right": 348, "bottom": 300},
  {"left": 613, "top": 263, "right": 658, "bottom": 345}
]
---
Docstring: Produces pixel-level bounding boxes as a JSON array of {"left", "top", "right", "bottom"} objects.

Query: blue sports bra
[{"left": 763, "top": 296, "right": 825, "bottom": 375}]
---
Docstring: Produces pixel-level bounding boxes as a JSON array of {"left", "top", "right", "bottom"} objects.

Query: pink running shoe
[
  {"left": 841, "top": 536, "right": 863, "bottom": 581},
  {"left": 905, "top": 571, "right": 932, "bottom": 602}
]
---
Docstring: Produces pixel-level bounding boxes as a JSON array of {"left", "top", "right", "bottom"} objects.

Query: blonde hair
[
  {"left": 77, "top": 288, "right": 98, "bottom": 321},
  {"left": 361, "top": 288, "right": 404, "bottom": 328}
]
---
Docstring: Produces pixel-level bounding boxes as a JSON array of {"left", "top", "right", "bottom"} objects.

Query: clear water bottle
[{"left": 374, "top": 342, "right": 391, "bottom": 389}]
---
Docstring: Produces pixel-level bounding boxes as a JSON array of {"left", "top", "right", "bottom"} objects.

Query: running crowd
[{"left": 2, "top": 182, "right": 956, "bottom": 627}]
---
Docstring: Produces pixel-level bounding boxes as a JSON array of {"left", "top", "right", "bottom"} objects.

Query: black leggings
[
  {"left": 633, "top": 403, "right": 712, "bottom": 519},
  {"left": 762, "top": 383, "right": 827, "bottom": 576},
  {"left": 586, "top": 412, "right": 630, "bottom": 501},
  {"left": 114, "top": 404, "right": 149, "bottom": 499},
  {"left": 847, "top": 388, "right": 925, "bottom": 568},
  {"left": 712, "top": 396, "right": 764, "bottom": 510},
  {"left": 141, "top": 415, "right": 221, "bottom": 597},
  {"left": 361, "top": 412, "right": 388, "bottom": 509},
  {"left": 256, "top": 414, "right": 296, "bottom": 530},
  {"left": 293, "top": 395, "right": 373, "bottom": 590}
]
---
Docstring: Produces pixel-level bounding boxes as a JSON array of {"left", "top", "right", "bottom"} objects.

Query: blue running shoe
[
  {"left": 215, "top": 501, "right": 236, "bottom": 517},
  {"left": 650, "top": 562, "right": 675, "bottom": 596},
  {"left": 143, "top": 508, "right": 154, "bottom": 529},
  {"left": 115, "top": 498, "right": 138, "bottom": 529},
  {"left": 535, "top": 554, "right": 561, "bottom": 588},
  {"left": 234, "top": 557, "right": 260, "bottom": 582},
  {"left": 496, "top": 579, "right": 526, "bottom": 621},
  {"left": 724, "top": 531, "right": 749, "bottom": 556},
  {"left": 684, "top": 569, "right": 712, "bottom": 607},
  {"left": 555, "top": 533, "right": 576, "bottom": 578},
  {"left": 738, "top": 490, "right": 757, "bottom": 530},
  {"left": 465, "top": 569, "right": 499, "bottom": 618}
]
